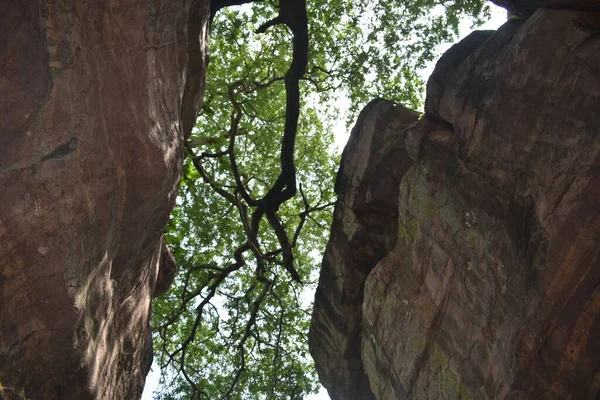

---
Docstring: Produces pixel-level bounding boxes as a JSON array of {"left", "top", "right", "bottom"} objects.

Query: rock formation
[
  {"left": 0, "top": 0, "right": 209, "bottom": 398},
  {"left": 492, "top": 0, "right": 600, "bottom": 17},
  {"left": 310, "top": 4, "right": 600, "bottom": 400}
]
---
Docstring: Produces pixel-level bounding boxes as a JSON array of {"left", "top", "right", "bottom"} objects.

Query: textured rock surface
[
  {"left": 310, "top": 6, "right": 600, "bottom": 400},
  {"left": 491, "top": 0, "right": 600, "bottom": 17},
  {"left": 0, "top": 0, "right": 209, "bottom": 399},
  {"left": 309, "top": 100, "right": 420, "bottom": 399}
]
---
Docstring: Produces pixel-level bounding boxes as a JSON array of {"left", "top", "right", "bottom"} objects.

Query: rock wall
[
  {"left": 310, "top": 4, "right": 600, "bottom": 400},
  {"left": 309, "top": 100, "right": 421, "bottom": 399},
  {"left": 0, "top": 0, "right": 209, "bottom": 398}
]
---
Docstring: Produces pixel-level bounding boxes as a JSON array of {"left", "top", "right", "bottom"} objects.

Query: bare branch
[{"left": 220, "top": 277, "right": 273, "bottom": 399}]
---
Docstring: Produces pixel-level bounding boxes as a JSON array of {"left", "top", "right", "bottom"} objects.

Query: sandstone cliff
[
  {"left": 0, "top": 0, "right": 209, "bottom": 398},
  {"left": 310, "top": 3, "right": 600, "bottom": 400}
]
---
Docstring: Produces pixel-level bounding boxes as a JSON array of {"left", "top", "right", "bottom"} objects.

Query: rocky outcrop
[
  {"left": 309, "top": 100, "right": 420, "bottom": 399},
  {"left": 0, "top": 0, "right": 209, "bottom": 398},
  {"left": 492, "top": 0, "right": 600, "bottom": 17},
  {"left": 310, "top": 6, "right": 600, "bottom": 400}
]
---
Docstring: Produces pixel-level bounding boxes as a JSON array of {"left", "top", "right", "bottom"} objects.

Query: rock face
[
  {"left": 492, "top": 0, "right": 600, "bottom": 17},
  {"left": 310, "top": 6, "right": 600, "bottom": 400},
  {"left": 309, "top": 100, "right": 421, "bottom": 399},
  {"left": 0, "top": 0, "right": 209, "bottom": 399}
]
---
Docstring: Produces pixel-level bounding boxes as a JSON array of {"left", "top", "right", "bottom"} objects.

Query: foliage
[{"left": 151, "top": 0, "right": 491, "bottom": 398}]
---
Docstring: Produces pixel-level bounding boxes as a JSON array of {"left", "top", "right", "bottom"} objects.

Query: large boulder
[
  {"left": 309, "top": 99, "right": 420, "bottom": 399},
  {"left": 311, "top": 6, "right": 600, "bottom": 400},
  {"left": 0, "top": 0, "right": 209, "bottom": 398},
  {"left": 491, "top": 0, "right": 600, "bottom": 17}
]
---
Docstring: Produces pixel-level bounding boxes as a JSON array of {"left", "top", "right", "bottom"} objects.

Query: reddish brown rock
[
  {"left": 309, "top": 100, "right": 420, "bottom": 399},
  {"left": 0, "top": 0, "right": 209, "bottom": 398},
  {"left": 311, "top": 6, "right": 600, "bottom": 400},
  {"left": 154, "top": 237, "right": 178, "bottom": 298},
  {"left": 491, "top": 0, "right": 600, "bottom": 16}
]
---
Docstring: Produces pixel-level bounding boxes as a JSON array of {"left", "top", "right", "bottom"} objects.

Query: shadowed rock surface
[
  {"left": 0, "top": 0, "right": 209, "bottom": 398},
  {"left": 491, "top": 0, "right": 600, "bottom": 17},
  {"left": 310, "top": 5, "right": 600, "bottom": 400},
  {"left": 309, "top": 99, "right": 420, "bottom": 399}
]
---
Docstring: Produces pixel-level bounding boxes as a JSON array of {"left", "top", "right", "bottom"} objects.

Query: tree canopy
[{"left": 151, "top": 0, "right": 491, "bottom": 398}]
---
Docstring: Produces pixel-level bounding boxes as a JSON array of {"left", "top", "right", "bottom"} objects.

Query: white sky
[{"left": 142, "top": 4, "right": 507, "bottom": 400}]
